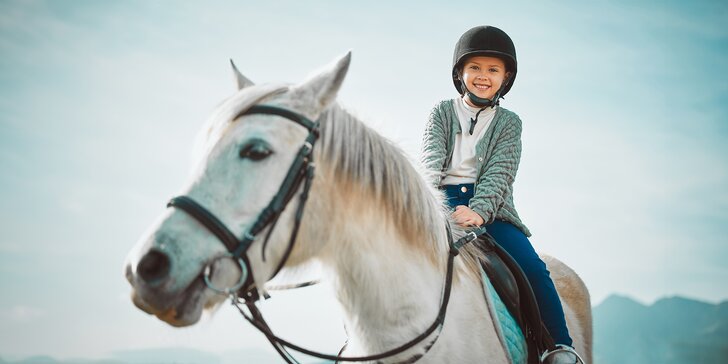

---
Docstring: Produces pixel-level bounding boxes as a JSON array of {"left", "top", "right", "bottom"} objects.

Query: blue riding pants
[{"left": 441, "top": 183, "right": 573, "bottom": 346}]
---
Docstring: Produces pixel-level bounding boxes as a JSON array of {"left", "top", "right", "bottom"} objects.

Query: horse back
[{"left": 541, "top": 255, "right": 593, "bottom": 363}]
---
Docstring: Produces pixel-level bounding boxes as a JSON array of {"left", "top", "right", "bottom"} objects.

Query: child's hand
[{"left": 451, "top": 205, "right": 485, "bottom": 227}]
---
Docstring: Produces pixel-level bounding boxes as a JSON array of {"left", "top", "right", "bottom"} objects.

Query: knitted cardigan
[{"left": 421, "top": 98, "right": 531, "bottom": 237}]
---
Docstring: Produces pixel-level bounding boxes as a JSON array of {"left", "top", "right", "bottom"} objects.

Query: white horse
[{"left": 124, "top": 52, "right": 592, "bottom": 363}]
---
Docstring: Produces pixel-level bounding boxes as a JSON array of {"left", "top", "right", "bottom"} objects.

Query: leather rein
[{"left": 166, "top": 104, "right": 479, "bottom": 364}]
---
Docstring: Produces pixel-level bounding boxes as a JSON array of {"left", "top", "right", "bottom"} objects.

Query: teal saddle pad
[{"left": 480, "top": 264, "right": 527, "bottom": 364}]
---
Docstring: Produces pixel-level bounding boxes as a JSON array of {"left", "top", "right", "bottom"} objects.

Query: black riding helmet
[{"left": 452, "top": 26, "right": 517, "bottom": 103}]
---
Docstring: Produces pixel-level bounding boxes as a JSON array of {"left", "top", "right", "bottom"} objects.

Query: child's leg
[{"left": 485, "top": 220, "right": 573, "bottom": 346}]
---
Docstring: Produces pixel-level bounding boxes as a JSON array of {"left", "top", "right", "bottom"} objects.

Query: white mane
[
  {"left": 316, "top": 103, "right": 483, "bottom": 276},
  {"left": 193, "top": 82, "right": 483, "bottom": 277}
]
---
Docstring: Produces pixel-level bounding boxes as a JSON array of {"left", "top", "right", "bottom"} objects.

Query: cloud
[{"left": 2, "top": 305, "right": 46, "bottom": 321}]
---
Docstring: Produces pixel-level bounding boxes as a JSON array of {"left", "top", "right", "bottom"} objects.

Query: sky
[{"left": 0, "top": 0, "right": 726, "bottom": 361}]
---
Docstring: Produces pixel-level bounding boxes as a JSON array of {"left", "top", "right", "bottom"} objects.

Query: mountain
[
  {"left": 0, "top": 356, "right": 124, "bottom": 364},
  {"left": 593, "top": 294, "right": 728, "bottom": 364},
  {"left": 5, "top": 296, "right": 728, "bottom": 364},
  {"left": 0, "top": 348, "right": 329, "bottom": 364},
  {"left": 111, "top": 347, "right": 221, "bottom": 364}
]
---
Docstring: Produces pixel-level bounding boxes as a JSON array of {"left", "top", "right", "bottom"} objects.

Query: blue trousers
[{"left": 442, "top": 183, "right": 573, "bottom": 346}]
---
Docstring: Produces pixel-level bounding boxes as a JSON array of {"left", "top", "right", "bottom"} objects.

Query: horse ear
[
  {"left": 230, "top": 59, "right": 254, "bottom": 90},
  {"left": 291, "top": 51, "right": 351, "bottom": 117}
]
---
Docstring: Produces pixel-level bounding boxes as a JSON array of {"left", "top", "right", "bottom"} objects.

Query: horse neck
[
  {"left": 321, "top": 214, "right": 447, "bottom": 356},
  {"left": 308, "top": 189, "right": 446, "bottom": 356},
  {"left": 307, "top": 107, "right": 506, "bottom": 361}
]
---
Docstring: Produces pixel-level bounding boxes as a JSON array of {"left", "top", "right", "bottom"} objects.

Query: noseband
[{"left": 166, "top": 103, "right": 479, "bottom": 364}]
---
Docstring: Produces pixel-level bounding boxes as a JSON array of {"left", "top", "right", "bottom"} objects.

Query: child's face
[{"left": 460, "top": 56, "right": 510, "bottom": 104}]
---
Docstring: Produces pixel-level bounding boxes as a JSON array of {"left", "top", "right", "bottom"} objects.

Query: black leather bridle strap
[
  {"left": 268, "top": 163, "right": 316, "bottom": 279},
  {"left": 256, "top": 134, "right": 316, "bottom": 257},
  {"left": 245, "top": 140, "right": 312, "bottom": 241},
  {"left": 167, "top": 196, "right": 240, "bottom": 252},
  {"left": 236, "top": 104, "right": 318, "bottom": 131},
  {"left": 234, "top": 106, "right": 319, "bottom": 259}
]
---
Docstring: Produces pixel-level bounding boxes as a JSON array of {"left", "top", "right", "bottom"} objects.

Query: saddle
[{"left": 475, "top": 232, "right": 556, "bottom": 364}]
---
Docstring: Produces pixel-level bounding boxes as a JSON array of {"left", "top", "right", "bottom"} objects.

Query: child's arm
[
  {"left": 469, "top": 113, "right": 523, "bottom": 224},
  {"left": 420, "top": 102, "right": 451, "bottom": 186}
]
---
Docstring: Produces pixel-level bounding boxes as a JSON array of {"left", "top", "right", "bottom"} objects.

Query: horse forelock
[{"left": 316, "top": 104, "right": 483, "bottom": 279}]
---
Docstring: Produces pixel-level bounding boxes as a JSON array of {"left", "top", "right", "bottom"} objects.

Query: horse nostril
[{"left": 137, "top": 249, "right": 171, "bottom": 285}]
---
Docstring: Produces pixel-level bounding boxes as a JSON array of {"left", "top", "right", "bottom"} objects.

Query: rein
[
  {"left": 232, "top": 228, "right": 479, "bottom": 364},
  {"left": 167, "top": 104, "right": 481, "bottom": 363}
]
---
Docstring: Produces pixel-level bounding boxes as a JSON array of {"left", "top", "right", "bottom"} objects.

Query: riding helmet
[{"left": 452, "top": 26, "right": 517, "bottom": 98}]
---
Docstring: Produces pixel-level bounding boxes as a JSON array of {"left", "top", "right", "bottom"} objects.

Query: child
[{"left": 421, "top": 25, "right": 583, "bottom": 364}]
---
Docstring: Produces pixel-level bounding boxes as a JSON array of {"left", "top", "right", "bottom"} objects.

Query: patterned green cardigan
[{"left": 420, "top": 98, "right": 531, "bottom": 237}]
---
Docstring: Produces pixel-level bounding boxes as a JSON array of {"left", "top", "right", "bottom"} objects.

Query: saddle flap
[
  {"left": 477, "top": 235, "right": 556, "bottom": 363},
  {"left": 479, "top": 246, "right": 523, "bottom": 326}
]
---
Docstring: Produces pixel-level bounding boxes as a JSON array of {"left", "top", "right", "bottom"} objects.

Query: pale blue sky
[{"left": 1, "top": 0, "right": 726, "bottom": 361}]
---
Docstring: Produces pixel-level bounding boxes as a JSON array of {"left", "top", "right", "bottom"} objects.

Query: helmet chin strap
[
  {"left": 465, "top": 90, "right": 498, "bottom": 108},
  {"left": 460, "top": 74, "right": 511, "bottom": 135}
]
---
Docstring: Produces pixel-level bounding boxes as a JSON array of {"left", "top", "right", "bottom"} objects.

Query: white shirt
[{"left": 441, "top": 97, "right": 497, "bottom": 185}]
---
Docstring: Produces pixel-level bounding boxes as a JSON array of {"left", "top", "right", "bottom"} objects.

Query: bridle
[
  {"left": 168, "top": 104, "right": 319, "bottom": 303},
  {"left": 166, "top": 104, "right": 479, "bottom": 364}
]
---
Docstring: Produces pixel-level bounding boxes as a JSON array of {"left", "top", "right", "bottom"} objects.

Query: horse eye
[{"left": 239, "top": 141, "right": 273, "bottom": 161}]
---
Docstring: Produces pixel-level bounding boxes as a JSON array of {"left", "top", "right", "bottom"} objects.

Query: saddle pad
[{"left": 480, "top": 264, "right": 527, "bottom": 364}]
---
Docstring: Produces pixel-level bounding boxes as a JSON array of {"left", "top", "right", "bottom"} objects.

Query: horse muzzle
[{"left": 125, "top": 245, "right": 244, "bottom": 326}]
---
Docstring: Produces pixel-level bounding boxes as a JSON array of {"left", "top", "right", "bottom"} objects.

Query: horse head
[{"left": 124, "top": 52, "right": 352, "bottom": 327}]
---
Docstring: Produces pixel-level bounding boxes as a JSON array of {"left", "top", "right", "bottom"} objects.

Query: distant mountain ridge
[
  {"left": 0, "top": 356, "right": 125, "bottom": 364},
  {"left": 593, "top": 294, "right": 728, "bottom": 364},
  {"left": 0, "top": 347, "right": 328, "bottom": 364},
  {"left": 4, "top": 294, "right": 727, "bottom": 364}
]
